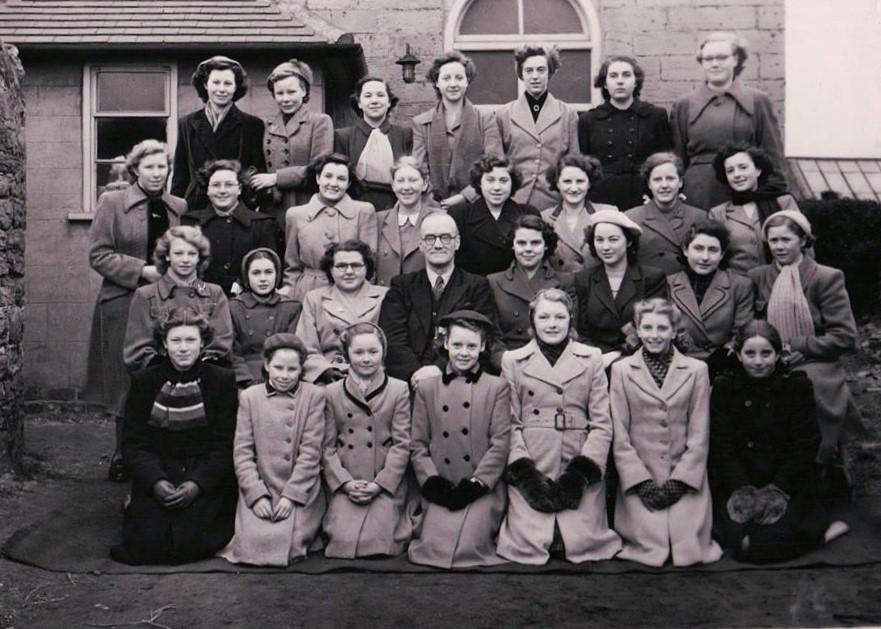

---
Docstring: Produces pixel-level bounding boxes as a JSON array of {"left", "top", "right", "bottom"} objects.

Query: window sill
[{"left": 68, "top": 212, "right": 95, "bottom": 222}]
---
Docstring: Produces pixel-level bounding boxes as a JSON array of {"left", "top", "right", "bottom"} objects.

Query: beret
[
  {"left": 263, "top": 333, "right": 306, "bottom": 354},
  {"left": 438, "top": 309, "right": 493, "bottom": 330},
  {"left": 762, "top": 209, "right": 813, "bottom": 240},
  {"left": 589, "top": 209, "right": 643, "bottom": 239}
]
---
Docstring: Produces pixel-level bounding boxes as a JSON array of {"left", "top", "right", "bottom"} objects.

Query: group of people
[{"left": 85, "top": 32, "right": 860, "bottom": 569}]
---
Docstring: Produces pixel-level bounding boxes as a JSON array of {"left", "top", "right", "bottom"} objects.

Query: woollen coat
[
  {"left": 334, "top": 118, "right": 413, "bottom": 211},
  {"left": 229, "top": 292, "right": 302, "bottom": 386},
  {"left": 671, "top": 81, "right": 786, "bottom": 210},
  {"left": 374, "top": 201, "right": 443, "bottom": 287},
  {"left": 487, "top": 261, "right": 576, "bottom": 349},
  {"left": 610, "top": 349, "right": 722, "bottom": 567},
  {"left": 282, "top": 194, "right": 378, "bottom": 301},
  {"left": 450, "top": 198, "right": 540, "bottom": 276},
  {"left": 577, "top": 100, "right": 673, "bottom": 211},
  {"left": 412, "top": 98, "right": 504, "bottom": 207},
  {"left": 322, "top": 376, "right": 413, "bottom": 558},
  {"left": 574, "top": 262, "right": 669, "bottom": 352},
  {"left": 171, "top": 106, "right": 267, "bottom": 212},
  {"left": 668, "top": 269, "right": 754, "bottom": 360},
  {"left": 262, "top": 108, "right": 334, "bottom": 227},
  {"left": 118, "top": 361, "right": 237, "bottom": 565},
  {"left": 708, "top": 195, "right": 800, "bottom": 275},
  {"left": 497, "top": 341, "right": 622, "bottom": 565},
  {"left": 86, "top": 185, "right": 185, "bottom": 415},
  {"left": 626, "top": 200, "right": 707, "bottom": 276},
  {"left": 408, "top": 372, "right": 511, "bottom": 568},
  {"left": 122, "top": 274, "right": 234, "bottom": 373},
  {"left": 219, "top": 381, "right": 326, "bottom": 566},
  {"left": 495, "top": 93, "right": 580, "bottom": 209},
  {"left": 295, "top": 282, "right": 388, "bottom": 383},
  {"left": 541, "top": 202, "right": 618, "bottom": 274},
  {"left": 748, "top": 257, "right": 859, "bottom": 459}
]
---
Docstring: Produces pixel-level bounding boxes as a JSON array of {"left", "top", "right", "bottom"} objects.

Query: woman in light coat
[
  {"left": 495, "top": 45, "right": 580, "bottom": 209},
  {"left": 322, "top": 323, "right": 413, "bottom": 558},
  {"left": 610, "top": 298, "right": 722, "bottom": 567},
  {"left": 497, "top": 289, "right": 622, "bottom": 565}
]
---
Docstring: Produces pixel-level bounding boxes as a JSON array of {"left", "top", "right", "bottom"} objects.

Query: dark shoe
[{"left": 108, "top": 455, "right": 128, "bottom": 482}]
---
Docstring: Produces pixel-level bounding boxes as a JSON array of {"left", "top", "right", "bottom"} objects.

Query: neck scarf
[
  {"left": 355, "top": 128, "right": 394, "bottom": 184},
  {"left": 441, "top": 366, "right": 482, "bottom": 386},
  {"left": 142, "top": 185, "right": 170, "bottom": 261},
  {"left": 205, "top": 103, "right": 232, "bottom": 132},
  {"left": 685, "top": 267, "right": 716, "bottom": 305},
  {"left": 643, "top": 347, "right": 673, "bottom": 388},
  {"left": 149, "top": 378, "right": 207, "bottom": 431},
  {"left": 731, "top": 178, "right": 789, "bottom": 224},
  {"left": 767, "top": 258, "right": 814, "bottom": 345},
  {"left": 525, "top": 91, "right": 549, "bottom": 122},
  {"left": 537, "top": 337, "right": 569, "bottom": 367}
]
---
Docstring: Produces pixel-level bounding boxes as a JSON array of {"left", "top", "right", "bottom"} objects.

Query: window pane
[
  {"left": 523, "top": 0, "right": 583, "bottom": 34},
  {"left": 463, "top": 50, "right": 519, "bottom": 104},
  {"left": 459, "top": 0, "right": 518, "bottom": 35},
  {"left": 551, "top": 49, "right": 592, "bottom": 103},
  {"left": 96, "top": 117, "right": 167, "bottom": 160},
  {"left": 96, "top": 71, "right": 167, "bottom": 112},
  {"left": 96, "top": 161, "right": 132, "bottom": 201}
]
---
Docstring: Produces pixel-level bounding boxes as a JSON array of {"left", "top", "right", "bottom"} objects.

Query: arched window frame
[{"left": 444, "top": 0, "right": 602, "bottom": 110}]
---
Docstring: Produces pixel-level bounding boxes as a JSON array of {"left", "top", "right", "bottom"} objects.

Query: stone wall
[{"left": 0, "top": 43, "right": 26, "bottom": 473}]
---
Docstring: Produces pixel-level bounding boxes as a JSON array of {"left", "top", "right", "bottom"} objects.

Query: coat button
[
  {"left": 347, "top": 413, "right": 353, "bottom": 418},
  {"left": 366, "top": 426, "right": 373, "bottom": 432},
  {"left": 659, "top": 403, "right": 667, "bottom": 411},
  {"left": 366, "top": 442, "right": 372, "bottom": 448},
  {"left": 463, "top": 455, "right": 471, "bottom": 462},
  {"left": 747, "top": 441, "right": 754, "bottom": 448},
  {"left": 444, "top": 458, "right": 451, "bottom": 464},
  {"left": 286, "top": 437, "right": 292, "bottom": 443},
  {"left": 555, "top": 387, "right": 563, "bottom": 394},
  {"left": 443, "top": 431, "right": 449, "bottom": 438},
  {"left": 513, "top": 311, "right": 519, "bottom": 317},
  {"left": 284, "top": 454, "right": 291, "bottom": 461},
  {"left": 533, "top": 409, "right": 540, "bottom": 415},
  {"left": 348, "top": 427, "right": 354, "bottom": 433},
  {"left": 744, "top": 400, "right": 752, "bottom": 407},
  {"left": 348, "top": 444, "right": 354, "bottom": 449},
  {"left": 660, "top": 420, "right": 668, "bottom": 427},
  {"left": 528, "top": 390, "right": 534, "bottom": 396},
  {"left": 461, "top": 427, "right": 469, "bottom": 435},
  {"left": 463, "top": 402, "right": 470, "bottom": 409},
  {"left": 442, "top": 405, "right": 449, "bottom": 412}
]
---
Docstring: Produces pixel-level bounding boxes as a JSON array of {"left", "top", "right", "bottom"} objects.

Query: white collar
[{"left": 426, "top": 267, "right": 453, "bottom": 288}]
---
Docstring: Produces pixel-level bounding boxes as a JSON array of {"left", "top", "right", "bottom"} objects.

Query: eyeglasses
[
  {"left": 701, "top": 54, "right": 732, "bottom": 64},
  {"left": 332, "top": 262, "right": 365, "bottom": 271},
  {"left": 208, "top": 181, "right": 240, "bottom": 189},
  {"left": 421, "top": 234, "right": 455, "bottom": 246}
]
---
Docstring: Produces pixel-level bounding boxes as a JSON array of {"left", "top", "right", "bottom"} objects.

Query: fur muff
[
  {"left": 634, "top": 479, "right": 669, "bottom": 511},
  {"left": 448, "top": 478, "right": 489, "bottom": 511},
  {"left": 422, "top": 475, "right": 456, "bottom": 508},
  {"left": 506, "top": 457, "right": 562, "bottom": 513},
  {"left": 753, "top": 484, "right": 789, "bottom": 525},
  {"left": 726, "top": 485, "right": 759, "bottom": 523}
]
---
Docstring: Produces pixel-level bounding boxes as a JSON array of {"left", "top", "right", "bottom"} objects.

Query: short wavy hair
[
  {"left": 514, "top": 44, "right": 562, "bottom": 79},
  {"left": 319, "top": 239, "right": 376, "bottom": 283},
  {"left": 546, "top": 154, "right": 603, "bottom": 191},
  {"left": 585, "top": 221, "right": 641, "bottom": 263},
  {"left": 153, "top": 308, "right": 213, "bottom": 349},
  {"left": 640, "top": 151, "right": 685, "bottom": 187},
  {"left": 153, "top": 225, "right": 211, "bottom": 276},
  {"left": 529, "top": 287, "right": 577, "bottom": 340},
  {"left": 510, "top": 214, "right": 558, "bottom": 261},
  {"left": 594, "top": 55, "right": 645, "bottom": 102},
  {"left": 191, "top": 56, "right": 248, "bottom": 103},
  {"left": 310, "top": 152, "right": 356, "bottom": 187},
  {"left": 468, "top": 155, "right": 522, "bottom": 195},
  {"left": 697, "top": 32, "right": 749, "bottom": 78},
  {"left": 340, "top": 321, "right": 388, "bottom": 359},
  {"left": 633, "top": 297, "right": 682, "bottom": 330},
  {"left": 677, "top": 218, "right": 732, "bottom": 270},
  {"left": 125, "top": 139, "right": 171, "bottom": 179},
  {"left": 712, "top": 142, "right": 776, "bottom": 186},
  {"left": 390, "top": 155, "right": 430, "bottom": 182},
  {"left": 427, "top": 50, "right": 476, "bottom": 99},
  {"left": 266, "top": 58, "right": 313, "bottom": 102},
  {"left": 349, "top": 76, "right": 399, "bottom": 116},
  {"left": 197, "top": 159, "right": 244, "bottom": 194},
  {"left": 762, "top": 213, "right": 816, "bottom": 249}
]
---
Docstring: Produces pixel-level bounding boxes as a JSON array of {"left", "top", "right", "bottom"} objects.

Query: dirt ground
[{"left": 2, "top": 328, "right": 881, "bottom": 628}]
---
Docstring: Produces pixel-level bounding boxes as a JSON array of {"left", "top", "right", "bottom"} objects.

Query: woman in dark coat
[
  {"left": 334, "top": 76, "right": 413, "bottom": 211},
  {"left": 182, "top": 159, "right": 282, "bottom": 296},
  {"left": 709, "top": 321, "right": 848, "bottom": 563},
  {"left": 577, "top": 56, "right": 673, "bottom": 211},
  {"left": 87, "top": 140, "right": 186, "bottom": 481},
  {"left": 449, "top": 155, "right": 540, "bottom": 277},
  {"left": 171, "top": 56, "right": 266, "bottom": 212},
  {"left": 112, "top": 311, "right": 238, "bottom": 565}
]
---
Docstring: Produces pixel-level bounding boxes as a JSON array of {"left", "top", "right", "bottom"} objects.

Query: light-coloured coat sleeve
[
  {"left": 581, "top": 355, "right": 614, "bottom": 471},
  {"left": 471, "top": 378, "right": 511, "bottom": 488},
  {"left": 356, "top": 203, "right": 380, "bottom": 256},
  {"left": 283, "top": 209, "right": 303, "bottom": 291},
  {"left": 233, "top": 391, "right": 273, "bottom": 506},
  {"left": 88, "top": 193, "right": 145, "bottom": 290},
  {"left": 409, "top": 385, "right": 440, "bottom": 485},
  {"left": 668, "top": 361, "right": 711, "bottom": 490},
  {"left": 373, "top": 381, "right": 412, "bottom": 494},
  {"left": 274, "top": 114, "right": 334, "bottom": 190},
  {"left": 790, "top": 268, "right": 857, "bottom": 360},
  {"left": 501, "top": 350, "right": 530, "bottom": 464},
  {"left": 321, "top": 385, "right": 354, "bottom": 493},
  {"left": 282, "top": 386, "right": 327, "bottom": 505},
  {"left": 295, "top": 291, "right": 332, "bottom": 378},
  {"left": 610, "top": 362, "right": 653, "bottom": 492}
]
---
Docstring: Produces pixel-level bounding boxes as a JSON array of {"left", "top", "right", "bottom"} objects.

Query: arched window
[{"left": 446, "top": 0, "right": 600, "bottom": 108}]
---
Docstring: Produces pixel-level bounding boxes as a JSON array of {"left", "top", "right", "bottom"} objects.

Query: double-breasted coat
[
  {"left": 487, "top": 261, "right": 576, "bottom": 349},
  {"left": 374, "top": 201, "right": 443, "bottom": 287},
  {"left": 495, "top": 93, "right": 580, "bottom": 209},
  {"left": 412, "top": 99, "right": 504, "bottom": 207},
  {"left": 171, "top": 106, "right": 267, "bottom": 212},
  {"left": 577, "top": 100, "right": 673, "bottom": 211},
  {"left": 574, "top": 263, "right": 668, "bottom": 352},
  {"left": 708, "top": 195, "right": 800, "bottom": 275},
  {"left": 262, "top": 108, "right": 334, "bottom": 227},
  {"left": 181, "top": 202, "right": 282, "bottom": 295},
  {"left": 668, "top": 269, "right": 754, "bottom": 360},
  {"left": 123, "top": 274, "right": 234, "bottom": 373},
  {"left": 450, "top": 198, "right": 540, "bottom": 276},
  {"left": 610, "top": 349, "right": 723, "bottom": 567},
  {"left": 408, "top": 372, "right": 511, "bottom": 568},
  {"left": 671, "top": 82, "right": 786, "bottom": 210},
  {"left": 295, "top": 282, "right": 388, "bottom": 383},
  {"left": 322, "top": 376, "right": 413, "bottom": 558},
  {"left": 626, "top": 200, "right": 707, "bottom": 276},
  {"left": 497, "top": 341, "right": 622, "bottom": 564},
  {"left": 229, "top": 292, "right": 303, "bottom": 386},
  {"left": 541, "top": 202, "right": 618, "bottom": 274},
  {"left": 219, "top": 381, "right": 327, "bottom": 566},
  {"left": 282, "top": 194, "right": 378, "bottom": 301},
  {"left": 378, "top": 268, "right": 501, "bottom": 383},
  {"left": 748, "top": 257, "right": 859, "bottom": 459},
  {"left": 118, "top": 361, "right": 238, "bottom": 565},
  {"left": 334, "top": 118, "right": 413, "bottom": 211},
  {"left": 709, "top": 368, "right": 831, "bottom": 562},
  {"left": 86, "top": 185, "right": 185, "bottom": 415}
]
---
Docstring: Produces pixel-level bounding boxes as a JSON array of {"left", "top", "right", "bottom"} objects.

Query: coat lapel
[
  {"left": 498, "top": 265, "right": 536, "bottom": 303},
  {"left": 510, "top": 96, "right": 541, "bottom": 142},
  {"left": 413, "top": 272, "right": 434, "bottom": 334},
  {"left": 379, "top": 207, "right": 405, "bottom": 258},
  {"left": 641, "top": 201, "right": 682, "bottom": 248},
  {"left": 189, "top": 110, "right": 220, "bottom": 158},
  {"left": 214, "top": 105, "right": 243, "bottom": 146},
  {"left": 437, "top": 267, "right": 468, "bottom": 315},
  {"left": 535, "top": 94, "right": 563, "bottom": 136},
  {"left": 659, "top": 350, "right": 694, "bottom": 400},
  {"left": 669, "top": 272, "right": 704, "bottom": 331},
  {"left": 615, "top": 264, "right": 643, "bottom": 313},
  {"left": 625, "top": 352, "right": 666, "bottom": 404},
  {"left": 700, "top": 270, "right": 730, "bottom": 319},
  {"left": 591, "top": 265, "right": 619, "bottom": 319}
]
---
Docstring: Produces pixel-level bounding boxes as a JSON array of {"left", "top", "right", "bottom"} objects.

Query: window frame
[
  {"left": 75, "top": 62, "right": 178, "bottom": 220},
  {"left": 445, "top": 0, "right": 602, "bottom": 110}
]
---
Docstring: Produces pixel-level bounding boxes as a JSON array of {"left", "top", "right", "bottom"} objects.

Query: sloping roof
[
  {"left": 0, "top": 0, "right": 347, "bottom": 48},
  {"left": 789, "top": 158, "right": 881, "bottom": 203}
]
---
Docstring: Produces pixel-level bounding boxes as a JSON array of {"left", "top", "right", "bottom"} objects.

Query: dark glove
[
  {"left": 726, "top": 485, "right": 759, "bottom": 523},
  {"left": 754, "top": 484, "right": 789, "bottom": 525},
  {"left": 316, "top": 368, "right": 346, "bottom": 385},
  {"left": 633, "top": 479, "right": 668, "bottom": 511},
  {"left": 506, "top": 458, "right": 561, "bottom": 513},
  {"left": 422, "top": 475, "right": 456, "bottom": 508},
  {"left": 448, "top": 478, "right": 489, "bottom": 511},
  {"left": 661, "top": 479, "right": 691, "bottom": 507},
  {"left": 556, "top": 456, "right": 603, "bottom": 510}
]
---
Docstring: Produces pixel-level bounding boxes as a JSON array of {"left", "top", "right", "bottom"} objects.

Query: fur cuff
[
  {"left": 556, "top": 471, "right": 584, "bottom": 510},
  {"left": 448, "top": 478, "right": 489, "bottom": 511},
  {"left": 565, "top": 455, "right": 602, "bottom": 484},
  {"left": 507, "top": 458, "right": 561, "bottom": 513},
  {"left": 422, "top": 475, "right": 455, "bottom": 508}
]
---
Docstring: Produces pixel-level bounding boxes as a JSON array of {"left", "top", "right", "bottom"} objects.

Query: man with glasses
[{"left": 379, "top": 213, "right": 502, "bottom": 387}]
